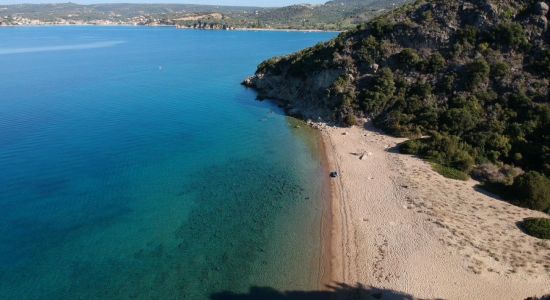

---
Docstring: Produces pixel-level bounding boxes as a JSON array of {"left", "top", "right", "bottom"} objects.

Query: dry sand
[{"left": 317, "top": 120, "right": 550, "bottom": 300}]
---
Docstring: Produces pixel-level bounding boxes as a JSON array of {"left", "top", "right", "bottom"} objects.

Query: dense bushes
[
  {"left": 344, "top": 114, "right": 357, "bottom": 126},
  {"left": 257, "top": 57, "right": 283, "bottom": 75},
  {"left": 368, "top": 17, "right": 395, "bottom": 38},
  {"left": 511, "top": 172, "right": 550, "bottom": 213},
  {"left": 440, "top": 106, "right": 480, "bottom": 135},
  {"left": 360, "top": 68, "right": 396, "bottom": 115},
  {"left": 520, "top": 218, "right": 550, "bottom": 239},
  {"left": 358, "top": 36, "right": 385, "bottom": 64},
  {"left": 400, "top": 133, "right": 475, "bottom": 172},
  {"left": 492, "top": 22, "right": 528, "bottom": 49},
  {"left": 465, "top": 58, "right": 490, "bottom": 89},
  {"left": 428, "top": 52, "right": 446, "bottom": 72},
  {"left": 403, "top": 141, "right": 550, "bottom": 212},
  {"left": 456, "top": 25, "right": 478, "bottom": 46},
  {"left": 397, "top": 48, "right": 422, "bottom": 70},
  {"left": 364, "top": 7, "right": 547, "bottom": 211},
  {"left": 491, "top": 62, "right": 510, "bottom": 78}
]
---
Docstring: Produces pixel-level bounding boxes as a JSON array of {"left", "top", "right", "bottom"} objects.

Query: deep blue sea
[{"left": 0, "top": 27, "right": 336, "bottom": 299}]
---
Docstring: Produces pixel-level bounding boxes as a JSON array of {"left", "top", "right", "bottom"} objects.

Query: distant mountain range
[{"left": 0, "top": 0, "right": 410, "bottom": 30}]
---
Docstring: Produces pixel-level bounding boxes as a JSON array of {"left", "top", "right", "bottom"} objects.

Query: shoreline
[
  {"left": 316, "top": 120, "right": 550, "bottom": 299},
  {"left": 317, "top": 124, "right": 345, "bottom": 286},
  {"left": 316, "top": 127, "right": 335, "bottom": 289},
  {"left": 0, "top": 24, "right": 342, "bottom": 32},
  {"left": 224, "top": 27, "right": 342, "bottom": 33}
]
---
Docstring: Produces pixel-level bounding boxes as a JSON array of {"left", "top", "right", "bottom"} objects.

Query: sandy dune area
[{"left": 317, "top": 121, "right": 550, "bottom": 300}]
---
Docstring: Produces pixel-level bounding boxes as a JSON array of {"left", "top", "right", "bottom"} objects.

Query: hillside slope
[
  {"left": 0, "top": 1, "right": 409, "bottom": 29},
  {"left": 244, "top": 0, "right": 550, "bottom": 211},
  {"left": 250, "top": 0, "right": 409, "bottom": 30}
]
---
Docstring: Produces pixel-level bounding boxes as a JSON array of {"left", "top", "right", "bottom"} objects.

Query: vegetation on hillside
[
  {"left": 431, "top": 163, "right": 470, "bottom": 181},
  {"left": 0, "top": 0, "right": 409, "bottom": 30},
  {"left": 520, "top": 218, "right": 550, "bottom": 239},
  {"left": 245, "top": 0, "right": 550, "bottom": 212}
]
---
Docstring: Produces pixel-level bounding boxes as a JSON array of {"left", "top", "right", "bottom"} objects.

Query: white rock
[{"left": 536, "top": 2, "right": 549, "bottom": 15}]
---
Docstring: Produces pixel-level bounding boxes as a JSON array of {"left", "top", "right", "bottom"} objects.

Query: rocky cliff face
[
  {"left": 243, "top": 67, "right": 344, "bottom": 119},
  {"left": 244, "top": 0, "right": 550, "bottom": 183}
]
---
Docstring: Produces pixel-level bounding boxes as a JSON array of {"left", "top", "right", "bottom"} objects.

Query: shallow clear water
[{"left": 0, "top": 27, "right": 336, "bottom": 299}]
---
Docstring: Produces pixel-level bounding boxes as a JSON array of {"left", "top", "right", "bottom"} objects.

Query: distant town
[{"left": 0, "top": 15, "right": 180, "bottom": 27}]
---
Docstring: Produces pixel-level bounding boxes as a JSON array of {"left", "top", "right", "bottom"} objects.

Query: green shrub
[
  {"left": 399, "top": 139, "right": 424, "bottom": 155},
  {"left": 425, "top": 134, "right": 475, "bottom": 172},
  {"left": 420, "top": 9, "right": 433, "bottom": 22},
  {"left": 399, "top": 134, "right": 475, "bottom": 172},
  {"left": 457, "top": 25, "right": 478, "bottom": 46},
  {"left": 493, "top": 22, "right": 528, "bottom": 49},
  {"left": 376, "top": 110, "right": 417, "bottom": 137},
  {"left": 477, "top": 42, "right": 490, "bottom": 54},
  {"left": 337, "top": 94, "right": 358, "bottom": 126},
  {"left": 511, "top": 172, "right": 550, "bottom": 212},
  {"left": 520, "top": 218, "right": 550, "bottom": 239},
  {"left": 397, "top": 48, "right": 422, "bottom": 70},
  {"left": 432, "top": 163, "right": 469, "bottom": 181},
  {"left": 369, "top": 18, "right": 394, "bottom": 38},
  {"left": 402, "top": 138, "right": 471, "bottom": 179},
  {"left": 344, "top": 114, "right": 357, "bottom": 126},
  {"left": 437, "top": 74, "right": 456, "bottom": 93},
  {"left": 465, "top": 58, "right": 490, "bottom": 89},
  {"left": 449, "top": 150, "right": 476, "bottom": 172},
  {"left": 360, "top": 68, "right": 396, "bottom": 115},
  {"left": 333, "top": 76, "right": 353, "bottom": 94},
  {"left": 359, "top": 36, "right": 383, "bottom": 64},
  {"left": 428, "top": 52, "right": 446, "bottom": 72},
  {"left": 491, "top": 62, "right": 510, "bottom": 78},
  {"left": 441, "top": 107, "right": 480, "bottom": 135}
]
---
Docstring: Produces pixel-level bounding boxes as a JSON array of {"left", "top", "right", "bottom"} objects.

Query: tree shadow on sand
[{"left": 210, "top": 282, "right": 426, "bottom": 300}]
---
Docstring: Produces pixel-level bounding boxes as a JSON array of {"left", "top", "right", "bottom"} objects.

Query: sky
[{"left": 0, "top": 0, "right": 326, "bottom": 6}]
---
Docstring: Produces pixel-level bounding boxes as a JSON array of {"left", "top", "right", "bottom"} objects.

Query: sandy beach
[{"left": 318, "top": 120, "right": 550, "bottom": 299}]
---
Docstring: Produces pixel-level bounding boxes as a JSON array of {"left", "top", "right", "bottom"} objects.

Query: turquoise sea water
[{"left": 0, "top": 27, "right": 336, "bottom": 299}]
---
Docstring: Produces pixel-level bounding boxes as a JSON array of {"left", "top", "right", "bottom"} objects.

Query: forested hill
[
  {"left": 253, "top": 0, "right": 409, "bottom": 30},
  {"left": 244, "top": 0, "right": 550, "bottom": 212},
  {"left": 0, "top": 1, "right": 409, "bottom": 30}
]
